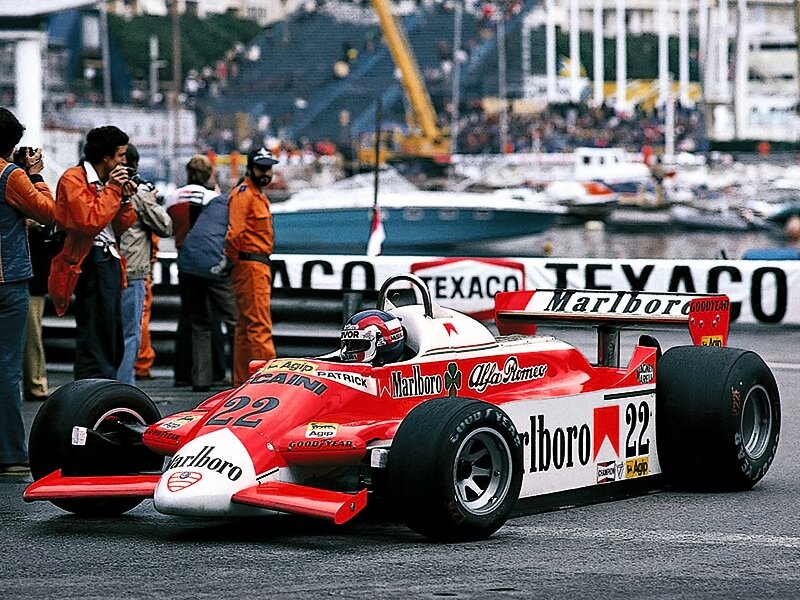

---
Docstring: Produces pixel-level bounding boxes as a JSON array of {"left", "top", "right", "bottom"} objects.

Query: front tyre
[
  {"left": 388, "top": 398, "right": 523, "bottom": 541},
  {"left": 657, "top": 346, "right": 780, "bottom": 491},
  {"left": 29, "top": 379, "right": 163, "bottom": 515}
]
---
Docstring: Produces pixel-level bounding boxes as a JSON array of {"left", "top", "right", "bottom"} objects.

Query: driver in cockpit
[{"left": 339, "top": 309, "right": 405, "bottom": 366}]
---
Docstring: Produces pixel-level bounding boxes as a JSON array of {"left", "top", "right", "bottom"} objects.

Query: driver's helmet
[{"left": 340, "top": 309, "right": 405, "bottom": 364}]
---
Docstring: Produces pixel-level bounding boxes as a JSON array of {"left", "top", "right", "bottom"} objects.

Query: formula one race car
[{"left": 24, "top": 274, "right": 781, "bottom": 541}]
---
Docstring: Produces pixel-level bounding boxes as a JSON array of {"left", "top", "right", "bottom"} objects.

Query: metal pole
[
  {"left": 794, "top": 0, "right": 800, "bottom": 109},
  {"left": 498, "top": 14, "right": 509, "bottom": 152},
  {"left": 170, "top": 0, "right": 181, "bottom": 183},
  {"left": 698, "top": 0, "right": 708, "bottom": 69},
  {"left": 570, "top": 0, "right": 580, "bottom": 102},
  {"left": 679, "top": 0, "right": 689, "bottom": 105},
  {"left": 451, "top": 1, "right": 463, "bottom": 154},
  {"left": 733, "top": 0, "right": 748, "bottom": 138},
  {"left": 658, "top": 0, "right": 669, "bottom": 106},
  {"left": 99, "top": 0, "right": 112, "bottom": 107},
  {"left": 615, "top": 0, "right": 627, "bottom": 111},
  {"left": 718, "top": 0, "right": 729, "bottom": 100},
  {"left": 14, "top": 33, "right": 44, "bottom": 147},
  {"left": 546, "top": 0, "right": 557, "bottom": 101},
  {"left": 373, "top": 98, "right": 382, "bottom": 206},
  {"left": 665, "top": 79, "right": 675, "bottom": 156},
  {"left": 593, "top": 0, "right": 603, "bottom": 104},
  {"left": 149, "top": 35, "right": 159, "bottom": 104}
]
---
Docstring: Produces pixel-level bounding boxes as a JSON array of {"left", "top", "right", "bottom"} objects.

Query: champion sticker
[{"left": 167, "top": 471, "right": 203, "bottom": 492}]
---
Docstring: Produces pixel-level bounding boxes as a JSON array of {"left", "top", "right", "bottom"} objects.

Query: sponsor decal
[
  {"left": 625, "top": 457, "right": 649, "bottom": 478},
  {"left": 637, "top": 364, "right": 654, "bottom": 385},
  {"left": 444, "top": 362, "right": 462, "bottom": 396},
  {"left": 391, "top": 364, "right": 443, "bottom": 398},
  {"left": 701, "top": 335, "right": 723, "bottom": 346},
  {"left": 167, "top": 471, "right": 203, "bottom": 492},
  {"left": 522, "top": 405, "right": 632, "bottom": 474},
  {"left": 306, "top": 422, "right": 338, "bottom": 438},
  {"left": 541, "top": 290, "right": 691, "bottom": 318},
  {"left": 596, "top": 460, "right": 616, "bottom": 484},
  {"left": 157, "top": 257, "right": 798, "bottom": 326},
  {"left": 541, "top": 261, "right": 791, "bottom": 325},
  {"left": 526, "top": 414, "right": 591, "bottom": 472},
  {"left": 287, "top": 439, "right": 355, "bottom": 450},
  {"left": 731, "top": 386, "right": 742, "bottom": 417},
  {"left": 410, "top": 258, "right": 525, "bottom": 321},
  {"left": 162, "top": 413, "right": 202, "bottom": 431},
  {"left": 167, "top": 445, "right": 244, "bottom": 481},
  {"left": 449, "top": 406, "right": 520, "bottom": 447},
  {"left": 263, "top": 359, "right": 318, "bottom": 373},
  {"left": 690, "top": 298, "right": 730, "bottom": 312},
  {"left": 468, "top": 356, "right": 548, "bottom": 393},
  {"left": 593, "top": 405, "right": 620, "bottom": 460},
  {"left": 443, "top": 323, "right": 458, "bottom": 336},
  {"left": 249, "top": 371, "right": 328, "bottom": 395},
  {"left": 146, "top": 429, "right": 181, "bottom": 443},
  {"left": 316, "top": 370, "right": 374, "bottom": 392}
]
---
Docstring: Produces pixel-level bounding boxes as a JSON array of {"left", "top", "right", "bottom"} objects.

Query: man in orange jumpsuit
[{"left": 225, "top": 147, "right": 279, "bottom": 385}]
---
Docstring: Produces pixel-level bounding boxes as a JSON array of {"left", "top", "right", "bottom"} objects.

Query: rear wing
[{"left": 495, "top": 289, "right": 731, "bottom": 363}]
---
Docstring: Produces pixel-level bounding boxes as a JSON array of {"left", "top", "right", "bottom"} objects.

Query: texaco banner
[{"left": 153, "top": 254, "right": 800, "bottom": 326}]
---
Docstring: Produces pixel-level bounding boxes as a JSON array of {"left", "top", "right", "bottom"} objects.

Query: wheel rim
[
  {"left": 452, "top": 427, "right": 513, "bottom": 516},
  {"left": 92, "top": 407, "right": 149, "bottom": 431},
  {"left": 740, "top": 384, "right": 773, "bottom": 460}
]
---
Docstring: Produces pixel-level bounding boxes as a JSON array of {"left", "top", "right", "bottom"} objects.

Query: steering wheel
[{"left": 377, "top": 273, "right": 434, "bottom": 318}]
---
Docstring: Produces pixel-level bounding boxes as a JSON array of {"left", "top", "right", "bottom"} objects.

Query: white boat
[{"left": 272, "top": 184, "right": 565, "bottom": 254}]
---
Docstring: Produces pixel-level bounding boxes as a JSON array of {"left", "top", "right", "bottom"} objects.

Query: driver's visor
[{"left": 341, "top": 338, "right": 372, "bottom": 353}]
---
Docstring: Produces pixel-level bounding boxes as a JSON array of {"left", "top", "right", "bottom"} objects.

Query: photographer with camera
[
  {"left": 49, "top": 125, "right": 137, "bottom": 380},
  {"left": 0, "top": 107, "right": 56, "bottom": 475},
  {"left": 116, "top": 144, "right": 172, "bottom": 386}
]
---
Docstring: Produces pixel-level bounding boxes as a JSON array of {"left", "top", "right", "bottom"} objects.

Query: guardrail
[{"left": 43, "top": 285, "right": 378, "bottom": 366}]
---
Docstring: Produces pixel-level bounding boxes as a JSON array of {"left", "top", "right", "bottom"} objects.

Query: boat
[
  {"left": 669, "top": 204, "right": 781, "bottom": 233},
  {"left": 272, "top": 186, "right": 565, "bottom": 254}
]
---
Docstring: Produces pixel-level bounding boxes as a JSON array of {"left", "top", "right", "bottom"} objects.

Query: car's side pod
[{"left": 494, "top": 289, "right": 731, "bottom": 367}]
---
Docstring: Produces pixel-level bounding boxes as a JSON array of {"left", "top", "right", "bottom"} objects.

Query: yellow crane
[{"left": 358, "top": 0, "right": 451, "bottom": 167}]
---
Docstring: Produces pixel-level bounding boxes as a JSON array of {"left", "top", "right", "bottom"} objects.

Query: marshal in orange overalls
[{"left": 225, "top": 177, "right": 275, "bottom": 385}]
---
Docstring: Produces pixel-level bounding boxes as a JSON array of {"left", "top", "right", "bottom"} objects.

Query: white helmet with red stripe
[{"left": 340, "top": 310, "right": 405, "bottom": 365}]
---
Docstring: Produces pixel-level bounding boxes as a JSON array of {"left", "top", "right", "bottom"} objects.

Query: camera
[
  {"left": 12, "top": 147, "right": 35, "bottom": 167},
  {"left": 125, "top": 166, "right": 143, "bottom": 185}
]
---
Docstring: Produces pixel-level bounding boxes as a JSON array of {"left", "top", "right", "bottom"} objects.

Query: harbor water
[{"left": 469, "top": 224, "right": 783, "bottom": 260}]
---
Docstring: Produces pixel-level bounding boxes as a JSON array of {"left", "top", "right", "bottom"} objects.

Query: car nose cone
[{"left": 154, "top": 429, "right": 261, "bottom": 516}]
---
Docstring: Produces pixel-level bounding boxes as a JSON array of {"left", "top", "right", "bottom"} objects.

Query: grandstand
[{"left": 196, "top": 0, "right": 534, "bottom": 145}]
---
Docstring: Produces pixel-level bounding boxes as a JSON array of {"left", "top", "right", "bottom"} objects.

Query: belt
[{"left": 238, "top": 252, "right": 271, "bottom": 265}]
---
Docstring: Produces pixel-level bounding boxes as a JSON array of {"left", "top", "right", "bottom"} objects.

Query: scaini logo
[{"left": 167, "top": 471, "right": 203, "bottom": 492}]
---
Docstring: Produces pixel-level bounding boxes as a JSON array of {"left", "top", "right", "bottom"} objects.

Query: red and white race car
[{"left": 24, "top": 274, "right": 781, "bottom": 541}]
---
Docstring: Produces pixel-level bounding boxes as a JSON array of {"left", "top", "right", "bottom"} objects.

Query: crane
[{"left": 359, "top": 0, "right": 451, "bottom": 168}]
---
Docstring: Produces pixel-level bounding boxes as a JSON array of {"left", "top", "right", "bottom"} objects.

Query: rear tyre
[
  {"left": 388, "top": 397, "right": 523, "bottom": 541},
  {"left": 29, "top": 379, "right": 163, "bottom": 515},
  {"left": 656, "top": 346, "right": 780, "bottom": 491}
]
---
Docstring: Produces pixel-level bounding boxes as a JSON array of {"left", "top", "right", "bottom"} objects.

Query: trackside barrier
[{"left": 42, "top": 254, "right": 799, "bottom": 365}]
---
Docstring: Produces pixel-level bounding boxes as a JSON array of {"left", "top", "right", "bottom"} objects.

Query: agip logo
[
  {"left": 264, "top": 359, "right": 318, "bottom": 373},
  {"left": 306, "top": 422, "right": 338, "bottom": 438}
]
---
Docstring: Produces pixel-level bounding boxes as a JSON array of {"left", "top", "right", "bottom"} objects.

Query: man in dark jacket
[
  {"left": 0, "top": 108, "right": 56, "bottom": 475},
  {"left": 177, "top": 194, "right": 237, "bottom": 392}
]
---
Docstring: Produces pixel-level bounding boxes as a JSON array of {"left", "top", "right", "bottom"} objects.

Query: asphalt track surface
[{"left": 2, "top": 328, "right": 799, "bottom": 599}]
